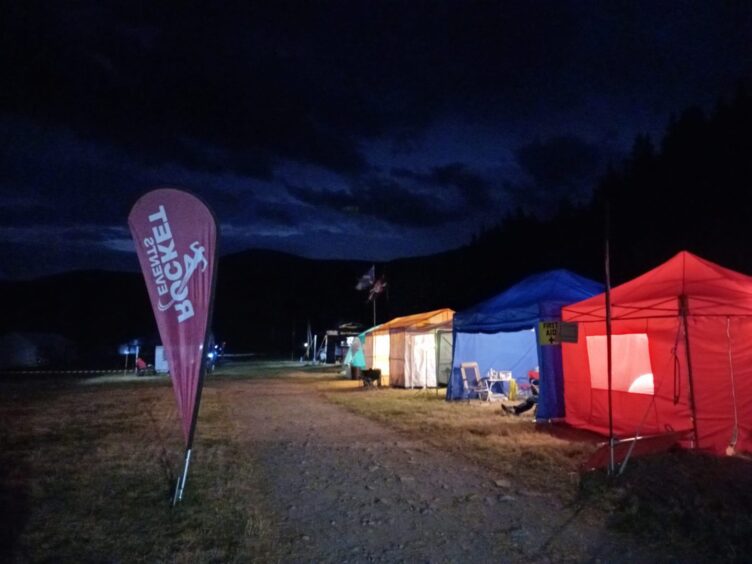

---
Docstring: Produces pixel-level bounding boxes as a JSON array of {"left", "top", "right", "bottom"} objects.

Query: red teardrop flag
[{"left": 128, "top": 188, "right": 217, "bottom": 445}]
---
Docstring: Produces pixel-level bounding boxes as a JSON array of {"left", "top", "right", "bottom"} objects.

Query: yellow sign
[{"left": 539, "top": 321, "right": 559, "bottom": 346}]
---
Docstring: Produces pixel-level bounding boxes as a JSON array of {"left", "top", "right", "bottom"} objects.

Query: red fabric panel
[
  {"left": 687, "top": 317, "right": 752, "bottom": 454},
  {"left": 129, "top": 189, "right": 217, "bottom": 445},
  {"left": 563, "top": 317, "right": 694, "bottom": 442}
]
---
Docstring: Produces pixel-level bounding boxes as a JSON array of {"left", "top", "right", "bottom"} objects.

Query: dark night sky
[{"left": 1, "top": 1, "right": 751, "bottom": 279}]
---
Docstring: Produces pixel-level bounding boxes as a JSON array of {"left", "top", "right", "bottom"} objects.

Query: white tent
[
  {"left": 404, "top": 320, "right": 453, "bottom": 388},
  {"left": 365, "top": 308, "right": 454, "bottom": 387}
]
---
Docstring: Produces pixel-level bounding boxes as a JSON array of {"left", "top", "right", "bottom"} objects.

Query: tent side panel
[
  {"left": 411, "top": 332, "right": 437, "bottom": 388},
  {"left": 727, "top": 318, "right": 752, "bottom": 455},
  {"left": 537, "top": 342, "right": 563, "bottom": 420},
  {"left": 372, "top": 334, "right": 390, "bottom": 377},
  {"left": 562, "top": 333, "right": 594, "bottom": 430},
  {"left": 448, "top": 332, "right": 472, "bottom": 400},
  {"left": 437, "top": 331, "right": 453, "bottom": 386},
  {"left": 404, "top": 333, "right": 416, "bottom": 388},
  {"left": 364, "top": 333, "right": 374, "bottom": 370},
  {"left": 389, "top": 330, "right": 406, "bottom": 387},
  {"left": 688, "top": 316, "right": 752, "bottom": 454},
  {"left": 563, "top": 318, "right": 694, "bottom": 439},
  {"left": 449, "top": 330, "right": 538, "bottom": 400}
]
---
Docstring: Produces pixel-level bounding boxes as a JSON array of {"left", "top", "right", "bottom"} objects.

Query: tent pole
[
  {"left": 605, "top": 205, "right": 615, "bottom": 475},
  {"left": 306, "top": 321, "right": 313, "bottom": 362},
  {"left": 679, "top": 294, "right": 700, "bottom": 449}
]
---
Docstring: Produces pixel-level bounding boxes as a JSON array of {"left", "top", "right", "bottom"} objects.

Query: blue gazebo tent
[{"left": 447, "top": 269, "right": 603, "bottom": 419}]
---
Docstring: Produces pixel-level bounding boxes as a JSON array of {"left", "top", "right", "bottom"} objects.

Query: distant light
[
  {"left": 303, "top": 342, "right": 309, "bottom": 347},
  {"left": 208, "top": 351, "right": 216, "bottom": 360},
  {"left": 119, "top": 344, "right": 138, "bottom": 355}
]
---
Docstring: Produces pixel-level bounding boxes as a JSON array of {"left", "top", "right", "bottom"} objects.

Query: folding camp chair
[{"left": 460, "top": 362, "right": 491, "bottom": 401}]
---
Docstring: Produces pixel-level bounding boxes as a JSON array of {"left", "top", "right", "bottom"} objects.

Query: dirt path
[{"left": 222, "top": 377, "right": 665, "bottom": 563}]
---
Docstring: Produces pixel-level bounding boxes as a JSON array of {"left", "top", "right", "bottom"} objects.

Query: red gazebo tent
[{"left": 562, "top": 251, "right": 752, "bottom": 456}]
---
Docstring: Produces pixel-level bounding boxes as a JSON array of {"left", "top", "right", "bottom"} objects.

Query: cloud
[
  {"left": 287, "top": 176, "right": 456, "bottom": 227},
  {"left": 392, "top": 162, "right": 495, "bottom": 209},
  {"left": 253, "top": 203, "right": 297, "bottom": 227},
  {"left": 1, "top": 0, "right": 750, "bottom": 279},
  {"left": 1, "top": 0, "right": 749, "bottom": 214},
  {"left": 6, "top": 1, "right": 747, "bottom": 182}
]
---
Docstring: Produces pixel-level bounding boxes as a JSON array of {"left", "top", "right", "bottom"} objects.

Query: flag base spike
[{"left": 172, "top": 448, "right": 192, "bottom": 506}]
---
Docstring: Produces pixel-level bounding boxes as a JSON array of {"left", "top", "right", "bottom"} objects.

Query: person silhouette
[{"left": 502, "top": 375, "right": 539, "bottom": 415}]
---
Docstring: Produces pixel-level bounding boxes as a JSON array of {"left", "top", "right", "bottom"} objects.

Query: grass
[
  {"left": 580, "top": 451, "right": 752, "bottom": 561},
  {"left": 0, "top": 376, "right": 281, "bottom": 562}
]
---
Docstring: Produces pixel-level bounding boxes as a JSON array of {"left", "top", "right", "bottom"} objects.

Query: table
[{"left": 486, "top": 370, "right": 514, "bottom": 400}]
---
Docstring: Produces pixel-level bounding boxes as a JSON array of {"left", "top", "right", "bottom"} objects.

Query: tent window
[{"left": 586, "top": 333, "right": 655, "bottom": 395}]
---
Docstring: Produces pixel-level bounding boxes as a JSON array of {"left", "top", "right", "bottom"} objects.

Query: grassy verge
[{"left": 0, "top": 379, "right": 280, "bottom": 562}]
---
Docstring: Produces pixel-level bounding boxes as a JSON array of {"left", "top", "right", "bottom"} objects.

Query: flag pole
[
  {"left": 173, "top": 322, "right": 213, "bottom": 505},
  {"left": 172, "top": 227, "right": 219, "bottom": 507},
  {"left": 372, "top": 265, "right": 376, "bottom": 326}
]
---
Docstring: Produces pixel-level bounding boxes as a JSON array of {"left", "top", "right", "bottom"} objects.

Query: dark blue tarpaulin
[{"left": 448, "top": 269, "right": 603, "bottom": 419}]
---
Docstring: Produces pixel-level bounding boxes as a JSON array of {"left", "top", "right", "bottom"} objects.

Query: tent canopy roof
[
  {"left": 455, "top": 269, "right": 603, "bottom": 333},
  {"left": 563, "top": 251, "right": 752, "bottom": 322},
  {"left": 373, "top": 308, "right": 454, "bottom": 333},
  {"left": 406, "top": 318, "right": 453, "bottom": 333}
]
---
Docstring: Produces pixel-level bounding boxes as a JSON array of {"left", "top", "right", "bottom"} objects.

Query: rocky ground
[{"left": 225, "top": 377, "right": 672, "bottom": 563}]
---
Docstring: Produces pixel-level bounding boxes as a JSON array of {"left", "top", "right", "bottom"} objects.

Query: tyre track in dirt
[{"left": 226, "top": 378, "right": 664, "bottom": 563}]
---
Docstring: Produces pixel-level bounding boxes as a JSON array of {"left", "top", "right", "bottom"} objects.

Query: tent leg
[
  {"left": 679, "top": 295, "right": 700, "bottom": 449},
  {"left": 618, "top": 438, "right": 638, "bottom": 476}
]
